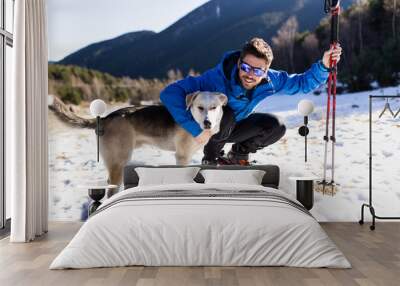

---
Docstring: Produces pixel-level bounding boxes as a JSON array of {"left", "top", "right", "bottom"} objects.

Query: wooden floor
[{"left": 0, "top": 222, "right": 399, "bottom": 286}]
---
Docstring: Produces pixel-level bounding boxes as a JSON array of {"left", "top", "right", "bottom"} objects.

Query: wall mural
[{"left": 47, "top": 0, "right": 400, "bottom": 222}]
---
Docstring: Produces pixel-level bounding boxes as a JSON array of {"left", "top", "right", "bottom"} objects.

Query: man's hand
[
  {"left": 194, "top": 130, "right": 213, "bottom": 145},
  {"left": 322, "top": 44, "right": 343, "bottom": 69}
]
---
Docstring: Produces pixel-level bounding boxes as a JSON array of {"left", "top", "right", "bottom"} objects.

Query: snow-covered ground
[{"left": 48, "top": 85, "right": 400, "bottom": 222}]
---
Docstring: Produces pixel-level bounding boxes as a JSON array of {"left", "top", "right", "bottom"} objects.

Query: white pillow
[
  {"left": 135, "top": 167, "right": 201, "bottom": 186},
  {"left": 200, "top": 169, "right": 266, "bottom": 185}
]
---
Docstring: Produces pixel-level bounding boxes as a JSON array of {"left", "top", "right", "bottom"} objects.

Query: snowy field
[{"left": 48, "top": 85, "right": 400, "bottom": 222}]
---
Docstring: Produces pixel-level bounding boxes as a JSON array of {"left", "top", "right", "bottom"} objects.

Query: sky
[{"left": 47, "top": 0, "right": 209, "bottom": 62}]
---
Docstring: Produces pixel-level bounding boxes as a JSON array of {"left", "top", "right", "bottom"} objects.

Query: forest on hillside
[
  {"left": 272, "top": 0, "right": 399, "bottom": 91},
  {"left": 48, "top": 64, "right": 196, "bottom": 105}
]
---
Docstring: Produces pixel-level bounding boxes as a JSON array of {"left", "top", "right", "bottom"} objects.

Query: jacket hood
[{"left": 220, "top": 50, "right": 241, "bottom": 81}]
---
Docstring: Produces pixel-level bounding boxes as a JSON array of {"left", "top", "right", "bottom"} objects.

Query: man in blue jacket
[{"left": 160, "top": 37, "right": 342, "bottom": 165}]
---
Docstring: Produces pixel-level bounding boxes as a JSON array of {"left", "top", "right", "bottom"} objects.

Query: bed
[{"left": 50, "top": 164, "right": 351, "bottom": 269}]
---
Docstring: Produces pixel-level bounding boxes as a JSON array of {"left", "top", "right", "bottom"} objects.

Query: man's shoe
[
  {"left": 201, "top": 157, "right": 218, "bottom": 165},
  {"left": 217, "top": 157, "right": 251, "bottom": 166},
  {"left": 216, "top": 150, "right": 251, "bottom": 166}
]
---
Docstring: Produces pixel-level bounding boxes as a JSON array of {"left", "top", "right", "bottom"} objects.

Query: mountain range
[{"left": 58, "top": 0, "right": 354, "bottom": 79}]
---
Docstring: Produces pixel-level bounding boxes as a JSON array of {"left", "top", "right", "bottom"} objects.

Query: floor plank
[{"left": 0, "top": 222, "right": 399, "bottom": 286}]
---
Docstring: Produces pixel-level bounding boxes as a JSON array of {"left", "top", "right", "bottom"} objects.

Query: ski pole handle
[
  {"left": 324, "top": 0, "right": 340, "bottom": 43},
  {"left": 330, "top": 5, "right": 340, "bottom": 44},
  {"left": 324, "top": 0, "right": 340, "bottom": 13}
]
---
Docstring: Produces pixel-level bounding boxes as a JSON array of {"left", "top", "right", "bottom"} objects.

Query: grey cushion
[{"left": 123, "top": 163, "right": 280, "bottom": 190}]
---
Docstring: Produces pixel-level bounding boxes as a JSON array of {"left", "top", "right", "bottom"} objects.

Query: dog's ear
[
  {"left": 217, "top": 93, "right": 228, "bottom": 106},
  {"left": 186, "top": 91, "right": 201, "bottom": 110}
]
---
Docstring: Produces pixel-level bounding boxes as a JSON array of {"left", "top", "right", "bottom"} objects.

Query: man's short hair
[{"left": 240, "top": 38, "right": 274, "bottom": 66}]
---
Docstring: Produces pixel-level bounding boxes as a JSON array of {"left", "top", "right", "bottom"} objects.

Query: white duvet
[{"left": 50, "top": 183, "right": 351, "bottom": 269}]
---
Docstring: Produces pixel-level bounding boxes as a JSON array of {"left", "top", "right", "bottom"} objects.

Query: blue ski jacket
[{"left": 160, "top": 50, "right": 330, "bottom": 137}]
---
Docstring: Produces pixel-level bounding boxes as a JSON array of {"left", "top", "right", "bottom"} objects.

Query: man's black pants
[{"left": 203, "top": 105, "right": 287, "bottom": 160}]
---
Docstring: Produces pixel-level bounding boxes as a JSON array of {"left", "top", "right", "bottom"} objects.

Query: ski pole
[
  {"left": 329, "top": 1, "right": 340, "bottom": 194},
  {"left": 320, "top": 0, "right": 340, "bottom": 194}
]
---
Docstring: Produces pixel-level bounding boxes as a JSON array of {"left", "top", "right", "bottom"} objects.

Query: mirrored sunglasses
[{"left": 239, "top": 61, "right": 267, "bottom": 77}]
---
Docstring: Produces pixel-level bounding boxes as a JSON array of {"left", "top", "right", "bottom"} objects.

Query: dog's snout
[{"left": 204, "top": 119, "right": 211, "bottom": 129}]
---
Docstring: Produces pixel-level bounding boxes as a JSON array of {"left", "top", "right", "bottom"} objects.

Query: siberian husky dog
[{"left": 49, "top": 91, "right": 227, "bottom": 186}]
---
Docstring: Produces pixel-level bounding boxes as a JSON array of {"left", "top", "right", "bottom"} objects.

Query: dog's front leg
[
  {"left": 175, "top": 152, "right": 191, "bottom": 165},
  {"left": 174, "top": 129, "right": 201, "bottom": 165},
  {"left": 175, "top": 140, "right": 204, "bottom": 165}
]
